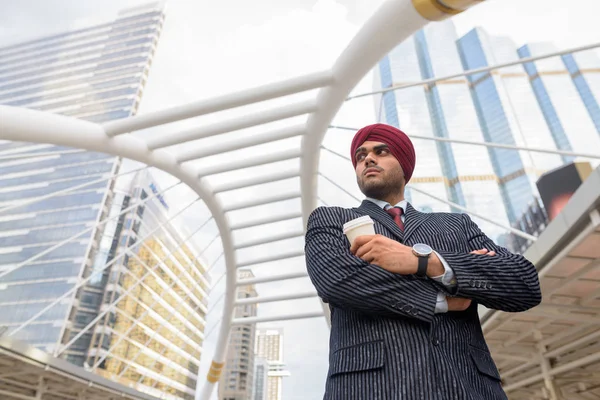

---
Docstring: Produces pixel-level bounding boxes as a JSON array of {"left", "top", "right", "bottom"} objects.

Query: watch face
[{"left": 413, "top": 243, "right": 432, "bottom": 256}]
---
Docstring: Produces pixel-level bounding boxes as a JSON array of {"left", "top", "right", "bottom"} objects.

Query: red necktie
[{"left": 386, "top": 207, "right": 404, "bottom": 231}]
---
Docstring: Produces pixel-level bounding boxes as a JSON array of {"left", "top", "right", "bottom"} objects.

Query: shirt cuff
[
  {"left": 431, "top": 250, "right": 457, "bottom": 288},
  {"left": 434, "top": 292, "right": 448, "bottom": 314}
]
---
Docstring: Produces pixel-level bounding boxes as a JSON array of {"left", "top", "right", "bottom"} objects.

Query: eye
[
  {"left": 356, "top": 152, "right": 366, "bottom": 162},
  {"left": 377, "top": 148, "right": 389, "bottom": 156}
]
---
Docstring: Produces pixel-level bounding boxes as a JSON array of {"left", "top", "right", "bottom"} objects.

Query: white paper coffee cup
[{"left": 343, "top": 215, "right": 375, "bottom": 245}]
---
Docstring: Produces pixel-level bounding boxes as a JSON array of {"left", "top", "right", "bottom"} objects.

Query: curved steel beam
[
  {"left": 302, "top": 0, "right": 429, "bottom": 227},
  {"left": 0, "top": 2, "right": 487, "bottom": 399},
  {"left": 0, "top": 104, "right": 236, "bottom": 399}
]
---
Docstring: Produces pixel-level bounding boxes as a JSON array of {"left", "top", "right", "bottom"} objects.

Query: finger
[
  {"left": 487, "top": 251, "right": 496, "bottom": 256},
  {"left": 360, "top": 249, "right": 376, "bottom": 264},
  {"left": 350, "top": 239, "right": 360, "bottom": 254},
  {"left": 355, "top": 242, "right": 373, "bottom": 259},
  {"left": 350, "top": 235, "right": 375, "bottom": 254},
  {"left": 470, "top": 249, "right": 486, "bottom": 255}
]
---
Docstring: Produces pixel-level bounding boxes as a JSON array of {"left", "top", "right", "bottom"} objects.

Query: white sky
[{"left": 1, "top": 0, "right": 599, "bottom": 399}]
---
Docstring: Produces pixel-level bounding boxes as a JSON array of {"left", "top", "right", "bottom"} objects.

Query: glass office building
[
  {"left": 374, "top": 20, "right": 600, "bottom": 245},
  {"left": 0, "top": 3, "right": 164, "bottom": 356},
  {"left": 0, "top": 4, "right": 211, "bottom": 399},
  {"left": 88, "top": 170, "right": 210, "bottom": 400}
]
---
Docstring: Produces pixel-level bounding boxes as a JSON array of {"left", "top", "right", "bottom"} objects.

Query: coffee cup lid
[{"left": 343, "top": 215, "right": 374, "bottom": 233}]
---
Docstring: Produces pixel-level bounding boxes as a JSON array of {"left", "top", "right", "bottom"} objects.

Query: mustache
[{"left": 363, "top": 166, "right": 383, "bottom": 176}]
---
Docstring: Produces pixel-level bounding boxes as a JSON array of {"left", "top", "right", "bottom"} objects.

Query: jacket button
[{"left": 433, "top": 339, "right": 440, "bottom": 346}]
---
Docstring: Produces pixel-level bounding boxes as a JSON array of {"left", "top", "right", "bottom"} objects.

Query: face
[{"left": 354, "top": 141, "right": 405, "bottom": 200}]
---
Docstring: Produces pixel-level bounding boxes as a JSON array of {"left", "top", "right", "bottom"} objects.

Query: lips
[{"left": 364, "top": 168, "right": 381, "bottom": 176}]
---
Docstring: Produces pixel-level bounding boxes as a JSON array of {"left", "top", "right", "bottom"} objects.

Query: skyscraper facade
[
  {"left": 219, "top": 269, "right": 258, "bottom": 400},
  {"left": 252, "top": 357, "right": 269, "bottom": 400},
  {"left": 374, "top": 20, "right": 600, "bottom": 246},
  {"left": 255, "top": 329, "right": 290, "bottom": 400},
  {"left": 85, "top": 170, "right": 209, "bottom": 400},
  {"left": 0, "top": 0, "right": 165, "bottom": 363},
  {"left": 0, "top": 5, "right": 213, "bottom": 399}
]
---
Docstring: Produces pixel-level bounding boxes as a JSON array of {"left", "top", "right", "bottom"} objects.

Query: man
[{"left": 305, "top": 123, "right": 541, "bottom": 400}]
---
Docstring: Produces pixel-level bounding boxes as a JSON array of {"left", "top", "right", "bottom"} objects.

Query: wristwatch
[{"left": 412, "top": 243, "right": 433, "bottom": 277}]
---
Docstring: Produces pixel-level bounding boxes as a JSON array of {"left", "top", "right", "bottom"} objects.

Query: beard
[{"left": 357, "top": 167, "right": 404, "bottom": 200}]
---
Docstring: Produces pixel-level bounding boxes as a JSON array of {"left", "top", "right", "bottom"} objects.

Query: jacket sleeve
[
  {"left": 304, "top": 207, "right": 439, "bottom": 323},
  {"left": 436, "top": 214, "right": 542, "bottom": 312}
]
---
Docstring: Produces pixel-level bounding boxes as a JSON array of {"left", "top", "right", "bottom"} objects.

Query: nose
[{"left": 364, "top": 151, "right": 377, "bottom": 166}]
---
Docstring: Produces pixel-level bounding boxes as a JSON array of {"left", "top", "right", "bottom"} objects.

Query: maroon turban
[{"left": 350, "top": 123, "right": 416, "bottom": 183}]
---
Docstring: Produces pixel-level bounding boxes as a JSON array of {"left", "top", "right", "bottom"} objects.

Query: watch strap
[{"left": 416, "top": 256, "right": 428, "bottom": 277}]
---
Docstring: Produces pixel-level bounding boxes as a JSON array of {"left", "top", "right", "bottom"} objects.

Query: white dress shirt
[{"left": 365, "top": 198, "right": 456, "bottom": 314}]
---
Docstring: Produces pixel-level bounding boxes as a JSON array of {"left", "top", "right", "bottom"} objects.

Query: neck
[{"left": 381, "top": 194, "right": 405, "bottom": 206}]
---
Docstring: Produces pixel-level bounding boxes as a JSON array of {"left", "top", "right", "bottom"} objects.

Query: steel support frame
[
  {"left": 347, "top": 41, "right": 600, "bottom": 101},
  {"left": 0, "top": 60, "right": 334, "bottom": 399},
  {"left": 488, "top": 215, "right": 600, "bottom": 394},
  {"left": 231, "top": 311, "right": 325, "bottom": 325},
  {"left": 327, "top": 126, "right": 600, "bottom": 160},
  {"left": 0, "top": 104, "right": 240, "bottom": 400},
  {"left": 538, "top": 342, "right": 562, "bottom": 400},
  {"left": 482, "top": 218, "right": 599, "bottom": 332},
  {"left": 0, "top": 1, "right": 560, "bottom": 399},
  {"left": 8, "top": 186, "right": 196, "bottom": 338},
  {"left": 503, "top": 352, "right": 600, "bottom": 393}
]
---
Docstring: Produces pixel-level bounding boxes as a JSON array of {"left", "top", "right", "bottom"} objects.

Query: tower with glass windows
[
  {"left": 374, "top": 20, "right": 600, "bottom": 245},
  {"left": 0, "top": 2, "right": 164, "bottom": 359}
]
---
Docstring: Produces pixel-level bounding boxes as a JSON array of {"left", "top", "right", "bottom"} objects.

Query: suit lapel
[
  {"left": 403, "top": 203, "right": 432, "bottom": 243},
  {"left": 355, "top": 200, "right": 404, "bottom": 242}
]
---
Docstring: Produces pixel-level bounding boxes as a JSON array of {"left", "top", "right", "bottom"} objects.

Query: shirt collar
[{"left": 365, "top": 197, "right": 408, "bottom": 212}]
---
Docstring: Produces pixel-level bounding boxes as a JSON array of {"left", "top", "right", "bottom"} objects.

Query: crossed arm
[
  {"left": 435, "top": 214, "right": 542, "bottom": 312},
  {"left": 305, "top": 207, "right": 440, "bottom": 323},
  {"left": 305, "top": 207, "right": 542, "bottom": 322}
]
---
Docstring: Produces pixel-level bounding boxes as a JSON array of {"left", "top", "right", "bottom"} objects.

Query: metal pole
[
  {"left": 0, "top": 148, "right": 85, "bottom": 161},
  {"left": 503, "top": 352, "right": 600, "bottom": 392},
  {"left": 9, "top": 183, "right": 191, "bottom": 336},
  {"left": 103, "top": 71, "right": 333, "bottom": 136},
  {"left": 55, "top": 200, "right": 206, "bottom": 356},
  {"left": 316, "top": 164, "right": 537, "bottom": 242},
  {"left": 0, "top": 164, "right": 149, "bottom": 215},
  {"left": 147, "top": 100, "right": 318, "bottom": 150},
  {"left": 346, "top": 41, "right": 600, "bottom": 100},
  {"left": 538, "top": 342, "right": 561, "bottom": 400},
  {"left": 327, "top": 127, "right": 600, "bottom": 160}
]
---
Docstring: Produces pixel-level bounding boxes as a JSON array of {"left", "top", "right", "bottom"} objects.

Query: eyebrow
[{"left": 354, "top": 144, "right": 390, "bottom": 156}]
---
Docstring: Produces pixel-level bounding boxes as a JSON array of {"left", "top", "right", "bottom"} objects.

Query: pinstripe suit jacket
[{"left": 305, "top": 201, "right": 541, "bottom": 400}]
